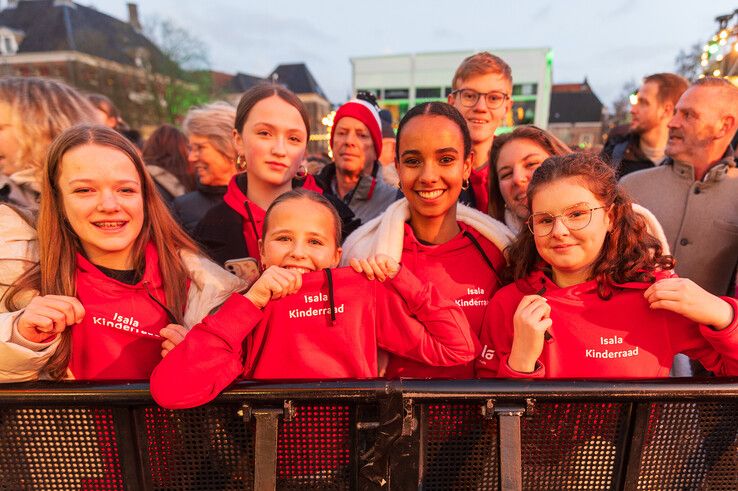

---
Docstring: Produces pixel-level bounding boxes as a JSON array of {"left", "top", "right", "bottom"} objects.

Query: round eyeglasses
[
  {"left": 451, "top": 89, "right": 510, "bottom": 109},
  {"left": 527, "top": 205, "right": 606, "bottom": 237}
]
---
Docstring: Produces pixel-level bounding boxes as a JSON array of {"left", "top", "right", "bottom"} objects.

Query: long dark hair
[
  {"left": 142, "top": 124, "right": 195, "bottom": 191},
  {"left": 505, "top": 153, "right": 674, "bottom": 299},
  {"left": 6, "top": 125, "right": 200, "bottom": 379}
]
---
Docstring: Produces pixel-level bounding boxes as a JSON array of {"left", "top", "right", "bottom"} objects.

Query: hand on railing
[
  {"left": 160, "top": 324, "right": 188, "bottom": 358},
  {"left": 508, "top": 294, "right": 551, "bottom": 373},
  {"left": 17, "top": 295, "right": 85, "bottom": 343},
  {"left": 644, "top": 278, "right": 735, "bottom": 330}
]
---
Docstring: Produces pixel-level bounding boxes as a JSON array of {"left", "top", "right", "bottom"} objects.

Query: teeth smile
[
  {"left": 94, "top": 221, "right": 126, "bottom": 228},
  {"left": 417, "top": 190, "right": 444, "bottom": 199}
]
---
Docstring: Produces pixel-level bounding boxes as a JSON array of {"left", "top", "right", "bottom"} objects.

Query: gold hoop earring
[
  {"left": 295, "top": 164, "right": 308, "bottom": 180},
  {"left": 236, "top": 154, "right": 246, "bottom": 170},
  {"left": 461, "top": 179, "right": 470, "bottom": 190}
]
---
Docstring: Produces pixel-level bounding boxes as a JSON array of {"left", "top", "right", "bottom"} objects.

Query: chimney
[{"left": 127, "top": 3, "right": 141, "bottom": 31}]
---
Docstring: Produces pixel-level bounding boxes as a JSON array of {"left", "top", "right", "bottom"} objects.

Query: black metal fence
[{"left": 1, "top": 379, "right": 737, "bottom": 490}]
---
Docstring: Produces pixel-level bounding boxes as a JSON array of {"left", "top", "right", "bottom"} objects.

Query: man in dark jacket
[{"left": 602, "top": 73, "right": 689, "bottom": 179}]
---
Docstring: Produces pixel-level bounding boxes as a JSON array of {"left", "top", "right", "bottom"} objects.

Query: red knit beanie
[{"left": 330, "top": 99, "right": 383, "bottom": 157}]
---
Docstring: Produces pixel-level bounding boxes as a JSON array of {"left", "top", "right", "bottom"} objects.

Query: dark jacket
[
  {"left": 193, "top": 173, "right": 360, "bottom": 267},
  {"left": 601, "top": 131, "right": 659, "bottom": 180},
  {"left": 172, "top": 183, "right": 228, "bottom": 235}
]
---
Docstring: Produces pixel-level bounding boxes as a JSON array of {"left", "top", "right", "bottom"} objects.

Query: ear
[
  {"left": 232, "top": 128, "right": 245, "bottom": 154},
  {"left": 660, "top": 102, "right": 675, "bottom": 120},
  {"left": 464, "top": 151, "right": 474, "bottom": 179},
  {"left": 447, "top": 93, "right": 455, "bottom": 105},
  {"left": 333, "top": 246, "right": 343, "bottom": 268},
  {"left": 606, "top": 204, "right": 616, "bottom": 233},
  {"left": 716, "top": 114, "right": 736, "bottom": 140},
  {"left": 258, "top": 238, "right": 266, "bottom": 267}
]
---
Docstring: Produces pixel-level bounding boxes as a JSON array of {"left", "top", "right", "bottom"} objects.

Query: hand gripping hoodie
[
  {"left": 476, "top": 270, "right": 738, "bottom": 379},
  {"left": 151, "top": 266, "right": 476, "bottom": 409}
]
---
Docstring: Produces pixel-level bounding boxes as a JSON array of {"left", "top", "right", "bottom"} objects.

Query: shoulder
[{"left": 620, "top": 166, "right": 669, "bottom": 188}]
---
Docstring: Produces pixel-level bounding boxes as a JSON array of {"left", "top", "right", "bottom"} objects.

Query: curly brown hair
[{"left": 505, "top": 152, "right": 674, "bottom": 299}]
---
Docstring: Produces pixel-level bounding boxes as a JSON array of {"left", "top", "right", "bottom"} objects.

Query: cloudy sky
[{"left": 91, "top": 0, "right": 735, "bottom": 108}]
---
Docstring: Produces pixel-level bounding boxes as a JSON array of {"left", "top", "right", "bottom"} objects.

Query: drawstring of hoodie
[
  {"left": 244, "top": 200, "right": 261, "bottom": 245},
  {"left": 463, "top": 230, "right": 502, "bottom": 288},
  {"left": 324, "top": 268, "right": 337, "bottom": 324},
  {"left": 143, "top": 280, "right": 178, "bottom": 325}
]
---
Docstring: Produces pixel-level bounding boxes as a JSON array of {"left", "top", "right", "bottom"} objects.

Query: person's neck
[
  {"left": 335, "top": 166, "right": 361, "bottom": 199},
  {"left": 472, "top": 138, "right": 493, "bottom": 170},
  {"left": 638, "top": 125, "right": 668, "bottom": 152},
  {"left": 85, "top": 248, "right": 135, "bottom": 271},
  {"left": 551, "top": 267, "right": 590, "bottom": 289},
  {"left": 246, "top": 176, "right": 292, "bottom": 211},
  {"left": 408, "top": 206, "right": 461, "bottom": 244}
]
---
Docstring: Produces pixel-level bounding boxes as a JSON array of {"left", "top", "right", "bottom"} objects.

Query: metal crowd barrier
[{"left": 1, "top": 378, "right": 737, "bottom": 490}]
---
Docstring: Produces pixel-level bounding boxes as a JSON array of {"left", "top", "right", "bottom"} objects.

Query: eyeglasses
[
  {"left": 527, "top": 204, "right": 606, "bottom": 237},
  {"left": 451, "top": 89, "right": 510, "bottom": 109}
]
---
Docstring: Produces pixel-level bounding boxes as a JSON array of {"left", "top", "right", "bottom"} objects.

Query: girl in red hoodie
[
  {"left": 151, "top": 189, "right": 476, "bottom": 409},
  {"left": 477, "top": 153, "right": 738, "bottom": 378},
  {"left": 193, "top": 84, "right": 358, "bottom": 272},
  {"left": 1, "top": 125, "right": 242, "bottom": 381},
  {"left": 342, "top": 102, "right": 514, "bottom": 378}
]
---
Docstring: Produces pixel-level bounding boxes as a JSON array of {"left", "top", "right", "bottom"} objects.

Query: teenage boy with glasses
[{"left": 448, "top": 51, "right": 513, "bottom": 213}]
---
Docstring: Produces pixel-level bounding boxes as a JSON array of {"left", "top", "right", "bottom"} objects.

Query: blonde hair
[
  {"left": 182, "top": 101, "right": 238, "bottom": 160},
  {"left": 0, "top": 77, "right": 98, "bottom": 177}
]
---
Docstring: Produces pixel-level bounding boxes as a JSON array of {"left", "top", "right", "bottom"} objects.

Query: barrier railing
[{"left": 1, "top": 379, "right": 737, "bottom": 490}]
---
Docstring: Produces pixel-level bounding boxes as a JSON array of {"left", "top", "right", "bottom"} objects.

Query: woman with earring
[
  {"left": 342, "top": 102, "right": 514, "bottom": 378},
  {"left": 193, "top": 84, "right": 359, "bottom": 273}
]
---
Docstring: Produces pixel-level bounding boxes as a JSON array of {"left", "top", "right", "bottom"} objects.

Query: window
[
  {"left": 384, "top": 88, "right": 409, "bottom": 100},
  {"left": 416, "top": 87, "right": 441, "bottom": 98},
  {"left": 512, "top": 83, "right": 538, "bottom": 96}
]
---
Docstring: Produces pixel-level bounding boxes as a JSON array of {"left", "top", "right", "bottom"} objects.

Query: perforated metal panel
[
  {"left": 521, "top": 402, "right": 626, "bottom": 490},
  {"left": 140, "top": 405, "right": 254, "bottom": 491},
  {"left": 422, "top": 403, "right": 498, "bottom": 490},
  {"left": 0, "top": 407, "right": 124, "bottom": 491},
  {"left": 277, "top": 404, "right": 352, "bottom": 490},
  {"left": 635, "top": 402, "right": 738, "bottom": 490}
]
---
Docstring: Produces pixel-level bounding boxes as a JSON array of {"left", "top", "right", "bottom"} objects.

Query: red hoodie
[
  {"left": 221, "top": 173, "right": 325, "bottom": 267},
  {"left": 477, "top": 270, "right": 738, "bottom": 378},
  {"left": 469, "top": 164, "right": 489, "bottom": 213},
  {"left": 383, "top": 222, "right": 505, "bottom": 379},
  {"left": 70, "top": 243, "right": 174, "bottom": 380},
  {"left": 151, "top": 266, "right": 475, "bottom": 409}
]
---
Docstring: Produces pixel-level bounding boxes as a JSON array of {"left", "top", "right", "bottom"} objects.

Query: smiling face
[
  {"left": 397, "top": 114, "right": 472, "bottom": 226},
  {"left": 530, "top": 177, "right": 612, "bottom": 287},
  {"left": 666, "top": 86, "right": 723, "bottom": 164},
  {"left": 260, "top": 197, "right": 342, "bottom": 273},
  {"left": 234, "top": 95, "right": 308, "bottom": 188},
  {"left": 0, "top": 101, "right": 21, "bottom": 175},
  {"left": 58, "top": 143, "right": 144, "bottom": 270},
  {"left": 187, "top": 134, "right": 235, "bottom": 186},
  {"left": 332, "top": 117, "right": 377, "bottom": 175},
  {"left": 448, "top": 73, "right": 512, "bottom": 148},
  {"left": 495, "top": 138, "right": 550, "bottom": 221}
]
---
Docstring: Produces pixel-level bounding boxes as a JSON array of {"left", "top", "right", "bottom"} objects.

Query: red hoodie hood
[{"left": 514, "top": 268, "right": 675, "bottom": 298}]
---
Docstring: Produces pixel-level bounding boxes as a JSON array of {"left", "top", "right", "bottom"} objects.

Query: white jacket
[
  {"left": 0, "top": 205, "right": 245, "bottom": 382},
  {"left": 341, "top": 198, "right": 516, "bottom": 264}
]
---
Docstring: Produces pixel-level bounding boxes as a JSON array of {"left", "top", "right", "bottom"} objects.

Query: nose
[
  {"left": 97, "top": 189, "right": 121, "bottom": 212},
  {"left": 512, "top": 166, "right": 530, "bottom": 188},
  {"left": 418, "top": 162, "right": 439, "bottom": 184},
  {"left": 667, "top": 113, "right": 680, "bottom": 129},
  {"left": 472, "top": 95, "right": 488, "bottom": 112},
  {"left": 289, "top": 239, "right": 307, "bottom": 259},
  {"left": 550, "top": 216, "right": 569, "bottom": 237},
  {"left": 272, "top": 136, "right": 287, "bottom": 156},
  {"left": 187, "top": 148, "right": 199, "bottom": 163}
]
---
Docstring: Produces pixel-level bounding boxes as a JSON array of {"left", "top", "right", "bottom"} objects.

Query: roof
[
  {"left": 230, "top": 72, "right": 266, "bottom": 92},
  {"left": 0, "top": 0, "right": 174, "bottom": 72},
  {"left": 548, "top": 80, "right": 605, "bottom": 124},
  {"left": 268, "top": 63, "right": 327, "bottom": 99}
]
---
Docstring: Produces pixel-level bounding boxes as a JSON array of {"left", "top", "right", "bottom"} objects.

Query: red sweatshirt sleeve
[
  {"left": 150, "top": 293, "right": 263, "bottom": 409},
  {"left": 669, "top": 296, "right": 738, "bottom": 376},
  {"left": 476, "top": 291, "right": 546, "bottom": 378},
  {"left": 376, "top": 266, "right": 479, "bottom": 366}
]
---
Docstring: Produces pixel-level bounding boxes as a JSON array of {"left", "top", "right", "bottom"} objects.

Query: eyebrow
[
  {"left": 253, "top": 121, "right": 306, "bottom": 134},
  {"left": 435, "top": 147, "right": 459, "bottom": 154},
  {"left": 67, "top": 178, "right": 140, "bottom": 186},
  {"left": 532, "top": 202, "right": 591, "bottom": 214}
]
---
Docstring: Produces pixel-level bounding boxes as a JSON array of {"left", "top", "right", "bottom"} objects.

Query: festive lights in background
[{"left": 701, "top": 9, "right": 738, "bottom": 85}]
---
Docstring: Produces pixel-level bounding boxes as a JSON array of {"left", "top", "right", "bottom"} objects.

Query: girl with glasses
[{"left": 477, "top": 152, "right": 738, "bottom": 378}]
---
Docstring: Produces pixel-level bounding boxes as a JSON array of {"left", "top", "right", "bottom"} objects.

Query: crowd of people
[{"left": 0, "top": 51, "right": 736, "bottom": 409}]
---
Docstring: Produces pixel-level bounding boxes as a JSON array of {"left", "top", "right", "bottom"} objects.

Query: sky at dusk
[{"left": 89, "top": 0, "right": 736, "bottom": 109}]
